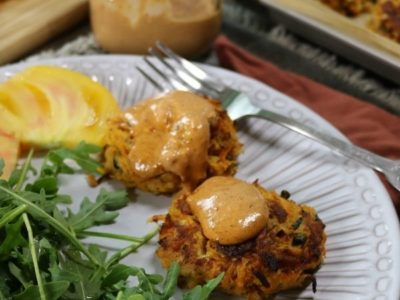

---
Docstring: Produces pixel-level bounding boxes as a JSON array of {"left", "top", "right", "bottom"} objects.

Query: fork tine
[
  {"left": 155, "top": 41, "right": 213, "bottom": 83},
  {"left": 142, "top": 56, "right": 189, "bottom": 91},
  {"left": 149, "top": 47, "right": 220, "bottom": 98},
  {"left": 155, "top": 41, "right": 223, "bottom": 92},
  {"left": 135, "top": 66, "right": 164, "bottom": 92},
  {"left": 148, "top": 47, "right": 199, "bottom": 89}
]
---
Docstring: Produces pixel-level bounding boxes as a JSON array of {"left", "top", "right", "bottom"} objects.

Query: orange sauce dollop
[
  {"left": 187, "top": 176, "right": 270, "bottom": 245},
  {"left": 123, "top": 90, "right": 217, "bottom": 187}
]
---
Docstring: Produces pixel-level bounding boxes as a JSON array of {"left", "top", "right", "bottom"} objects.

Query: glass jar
[{"left": 89, "top": 0, "right": 222, "bottom": 58}]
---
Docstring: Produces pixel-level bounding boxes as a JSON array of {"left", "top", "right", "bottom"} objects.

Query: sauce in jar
[{"left": 90, "top": 0, "right": 221, "bottom": 58}]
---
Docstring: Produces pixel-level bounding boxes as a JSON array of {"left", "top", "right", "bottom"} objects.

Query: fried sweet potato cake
[
  {"left": 102, "top": 91, "right": 241, "bottom": 194},
  {"left": 370, "top": 0, "right": 400, "bottom": 42},
  {"left": 320, "top": 0, "right": 375, "bottom": 16},
  {"left": 156, "top": 177, "right": 326, "bottom": 300}
]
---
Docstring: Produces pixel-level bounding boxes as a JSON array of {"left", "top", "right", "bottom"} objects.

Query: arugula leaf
[
  {"left": 0, "top": 264, "right": 12, "bottom": 299},
  {"left": 22, "top": 213, "right": 47, "bottom": 300},
  {"left": 0, "top": 204, "right": 13, "bottom": 216},
  {"left": 58, "top": 248, "right": 104, "bottom": 300},
  {"left": 113, "top": 290, "right": 145, "bottom": 300},
  {"left": 52, "top": 207, "right": 70, "bottom": 230},
  {"left": 0, "top": 159, "right": 4, "bottom": 177},
  {"left": 26, "top": 176, "right": 59, "bottom": 196},
  {"left": 160, "top": 262, "right": 180, "bottom": 300},
  {"left": 49, "top": 260, "right": 78, "bottom": 284},
  {"left": 0, "top": 205, "right": 26, "bottom": 231},
  {"left": 47, "top": 142, "right": 103, "bottom": 175},
  {"left": 67, "top": 188, "right": 129, "bottom": 232},
  {"left": 0, "top": 216, "right": 27, "bottom": 260},
  {"left": 182, "top": 273, "right": 224, "bottom": 300},
  {"left": 0, "top": 186, "right": 99, "bottom": 266},
  {"left": 102, "top": 264, "right": 169, "bottom": 299},
  {"left": 88, "top": 245, "right": 108, "bottom": 265},
  {"left": 8, "top": 262, "right": 31, "bottom": 289},
  {"left": 126, "top": 295, "right": 145, "bottom": 300},
  {"left": 7, "top": 158, "right": 35, "bottom": 190},
  {"left": 8, "top": 168, "right": 24, "bottom": 189},
  {"left": 0, "top": 143, "right": 201, "bottom": 300},
  {"left": 13, "top": 281, "right": 70, "bottom": 300},
  {"left": 102, "top": 264, "right": 137, "bottom": 288}
]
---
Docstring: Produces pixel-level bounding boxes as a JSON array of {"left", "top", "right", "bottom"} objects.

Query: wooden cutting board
[{"left": 0, "top": 0, "right": 89, "bottom": 65}]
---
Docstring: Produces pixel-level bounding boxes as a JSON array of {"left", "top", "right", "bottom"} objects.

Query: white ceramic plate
[{"left": 1, "top": 56, "right": 399, "bottom": 300}]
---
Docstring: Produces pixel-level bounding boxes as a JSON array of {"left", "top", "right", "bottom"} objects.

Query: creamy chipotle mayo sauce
[
  {"left": 187, "top": 176, "right": 269, "bottom": 245},
  {"left": 124, "top": 90, "right": 217, "bottom": 186},
  {"left": 90, "top": 0, "right": 221, "bottom": 57}
]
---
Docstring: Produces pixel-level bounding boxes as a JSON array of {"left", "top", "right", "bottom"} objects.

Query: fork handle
[{"left": 249, "top": 109, "right": 394, "bottom": 173}]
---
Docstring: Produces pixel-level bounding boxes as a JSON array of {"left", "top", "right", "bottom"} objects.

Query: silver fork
[{"left": 136, "top": 41, "right": 400, "bottom": 193}]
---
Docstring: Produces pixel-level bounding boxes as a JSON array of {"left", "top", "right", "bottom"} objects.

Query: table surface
[{"left": 5, "top": 0, "right": 400, "bottom": 116}]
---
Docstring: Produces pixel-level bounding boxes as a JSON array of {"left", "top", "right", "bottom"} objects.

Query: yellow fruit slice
[
  {"left": 14, "top": 66, "right": 95, "bottom": 146},
  {"left": 0, "top": 80, "right": 54, "bottom": 144},
  {"left": 2, "top": 65, "right": 120, "bottom": 147},
  {"left": 0, "top": 89, "right": 25, "bottom": 137},
  {"left": 0, "top": 129, "right": 19, "bottom": 179}
]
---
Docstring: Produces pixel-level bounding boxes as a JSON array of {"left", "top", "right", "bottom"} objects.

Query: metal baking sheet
[{"left": 258, "top": 0, "right": 400, "bottom": 86}]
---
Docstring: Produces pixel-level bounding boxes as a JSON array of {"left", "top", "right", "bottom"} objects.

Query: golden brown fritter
[
  {"left": 102, "top": 93, "right": 241, "bottom": 194},
  {"left": 156, "top": 185, "right": 326, "bottom": 300},
  {"left": 370, "top": 0, "right": 400, "bottom": 42},
  {"left": 320, "top": 0, "right": 375, "bottom": 16}
]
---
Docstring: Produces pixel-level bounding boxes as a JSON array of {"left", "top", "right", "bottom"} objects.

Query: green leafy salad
[{"left": 0, "top": 142, "right": 223, "bottom": 300}]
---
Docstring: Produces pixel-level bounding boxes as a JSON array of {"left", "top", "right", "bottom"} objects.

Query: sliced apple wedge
[{"left": 0, "top": 129, "right": 19, "bottom": 179}]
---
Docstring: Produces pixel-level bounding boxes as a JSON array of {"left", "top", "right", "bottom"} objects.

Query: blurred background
[{"left": 0, "top": 0, "right": 399, "bottom": 115}]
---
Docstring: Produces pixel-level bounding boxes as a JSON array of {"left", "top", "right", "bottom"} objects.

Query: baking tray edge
[{"left": 258, "top": 0, "right": 400, "bottom": 86}]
